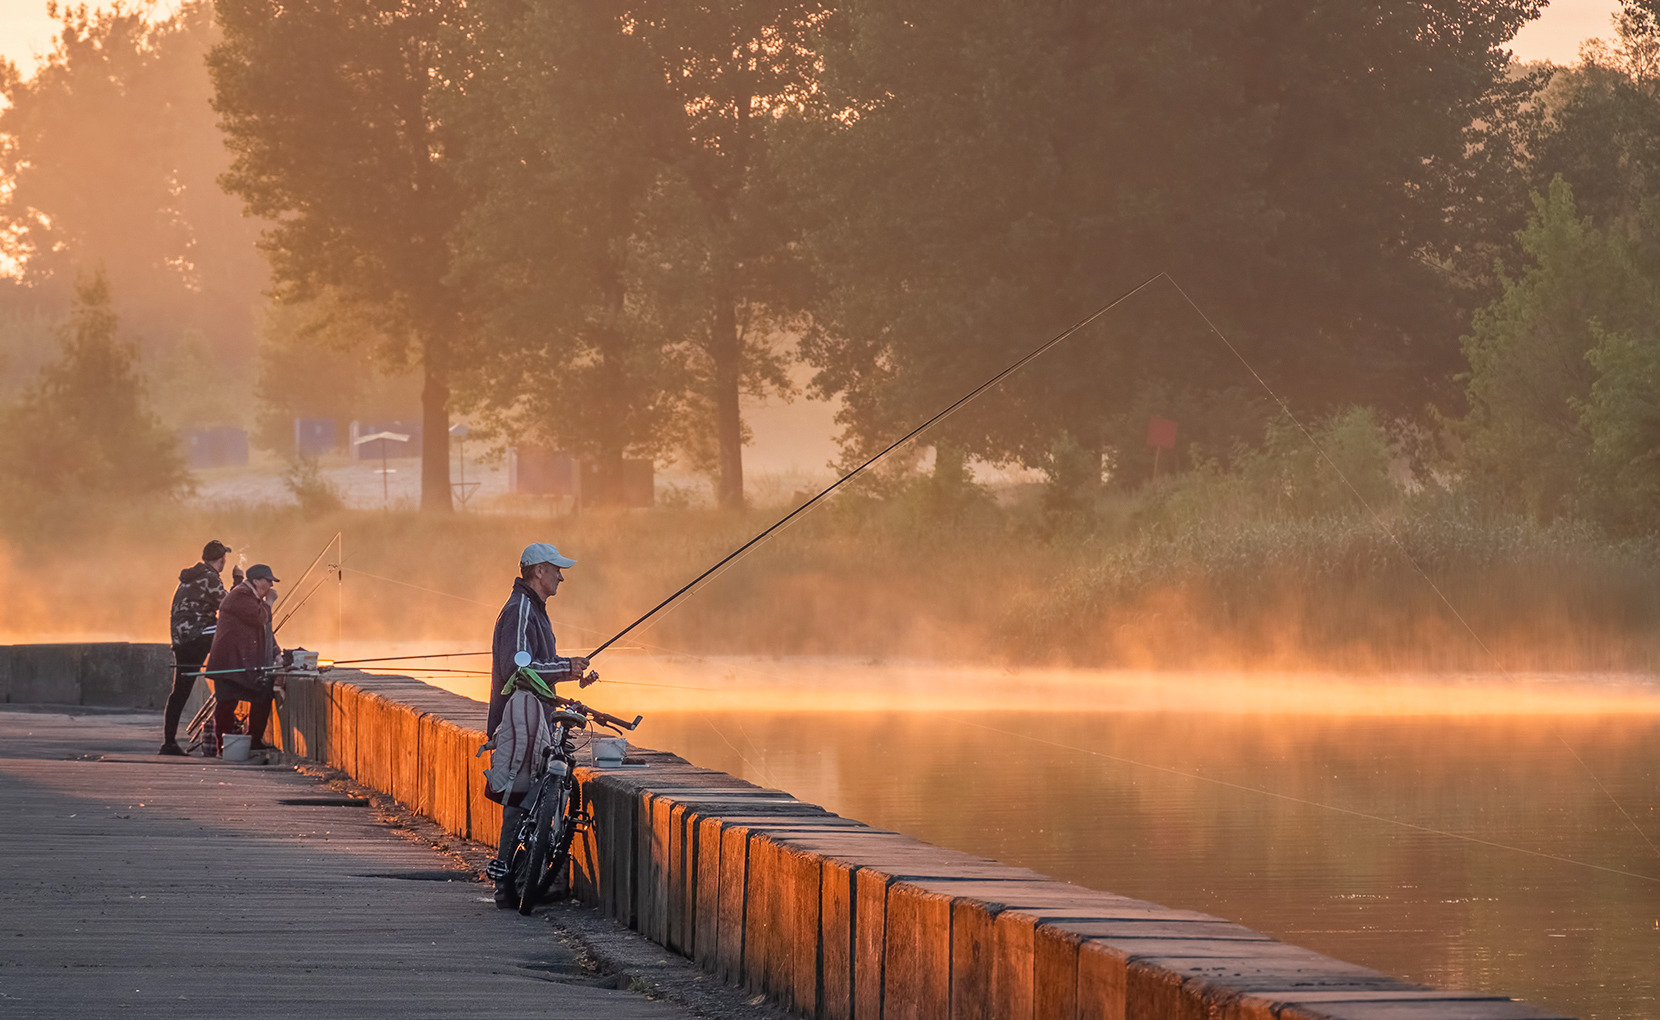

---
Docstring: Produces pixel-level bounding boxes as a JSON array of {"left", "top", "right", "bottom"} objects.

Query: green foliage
[
  {"left": 282, "top": 455, "right": 345, "bottom": 514},
  {"left": 0, "top": 299, "right": 57, "bottom": 399},
  {"left": 1579, "top": 318, "right": 1660, "bottom": 533},
  {"left": 1458, "top": 178, "right": 1660, "bottom": 519},
  {"left": 142, "top": 329, "right": 250, "bottom": 431},
  {"left": 0, "top": 1, "right": 267, "bottom": 358},
  {"left": 443, "top": 0, "right": 820, "bottom": 507},
  {"left": 789, "top": 0, "right": 1545, "bottom": 478},
  {"left": 441, "top": 0, "right": 698, "bottom": 486},
  {"left": 1041, "top": 433, "right": 1103, "bottom": 529},
  {"left": 1529, "top": 10, "right": 1660, "bottom": 231},
  {"left": 210, "top": 0, "right": 464, "bottom": 510},
  {"left": 0, "top": 272, "right": 190, "bottom": 523},
  {"left": 1235, "top": 408, "right": 1397, "bottom": 518},
  {"left": 251, "top": 297, "right": 419, "bottom": 454},
  {"left": 901, "top": 444, "right": 994, "bottom": 532},
  {"left": 1127, "top": 405, "right": 1398, "bottom": 535}
]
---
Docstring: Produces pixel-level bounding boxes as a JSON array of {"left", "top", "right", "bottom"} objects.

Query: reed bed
[{"left": 3, "top": 486, "right": 1657, "bottom": 673}]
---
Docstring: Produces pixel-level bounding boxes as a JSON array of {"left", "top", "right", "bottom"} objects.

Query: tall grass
[{"left": 3, "top": 467, "right": 1658, "bottom": 673}]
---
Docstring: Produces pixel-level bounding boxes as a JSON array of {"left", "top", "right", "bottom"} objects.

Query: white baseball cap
[{"left": 520, "top": 542, "right": 576, "bottom": 569}]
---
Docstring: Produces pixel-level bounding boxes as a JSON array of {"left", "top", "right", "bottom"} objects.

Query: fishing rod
[
  {"left": 271, "top": 531, "right": 340, "bottom": 617},
  {"left": 273, "top": 570, "right": 339, "bottom": 635},
  {"left": 329, "top": 651, "right": 493, "bottom": 665},
  {"left": 583, "top": 272, "right": 1167, "bottom": 662}
]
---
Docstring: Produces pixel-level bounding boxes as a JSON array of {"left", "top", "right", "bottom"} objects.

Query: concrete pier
[
  {"left": 0, "top": 709, "right": 693, "bottom": 1019},
  {"left": 265, "top": 665, "right": 1570, "bottom": 1020},
  {"left": 0, "top": 643, "right": 1575, "bottom": 1019}
]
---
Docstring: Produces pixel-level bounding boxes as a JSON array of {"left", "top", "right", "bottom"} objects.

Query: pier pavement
[{"left": 0, "top": 707, "right": 702, "bottom": 1019}]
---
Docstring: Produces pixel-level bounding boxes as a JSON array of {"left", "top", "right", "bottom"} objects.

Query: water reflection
[
  {"left": 637, "top": 708, "right": 1658, "bottom": 1020},
  {"left": 364, "top": 649, "right": 1657, "bottom": 1019}
]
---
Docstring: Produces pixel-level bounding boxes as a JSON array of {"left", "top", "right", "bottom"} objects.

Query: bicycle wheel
[
  {"left": 550, "top": 782, "right": 583, "bottom": 879},
  {"left": 504, "top": 794, "right": 539, "bottom": 903},
  {"left": 517, "top": 784, "right": 559, "bottom": 915},
  {"left": 535, "top": 783, "right": 575, "bottom": 900}
]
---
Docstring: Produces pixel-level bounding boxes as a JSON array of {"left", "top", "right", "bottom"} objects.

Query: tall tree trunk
[
  {"left": 420, "top": 351, "right": 452, "bottom": 512},
  {"left": 712, "top": 290, "right": 744, "bottom": 510}
]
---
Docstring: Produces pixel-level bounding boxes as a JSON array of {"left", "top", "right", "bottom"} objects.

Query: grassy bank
[{"left": 3, "top": 485, "right": 1657, "bottom": 673}]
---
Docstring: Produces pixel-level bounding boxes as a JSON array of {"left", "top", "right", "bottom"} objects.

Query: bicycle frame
[{"left": 507, "top": 695, "right": 637, "bottom": 914}]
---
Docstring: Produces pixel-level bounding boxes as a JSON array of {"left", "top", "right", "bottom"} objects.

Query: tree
[
  {"left": 0, "top": 1, "right": 268, "bottom": 361},
  {"left": 209, "top": 0, "right": 465, "bottom": 510},
  {"left": 626, "top": 0, "right": 826, "bottom": 508},
  {"left": 444, "top": 0, "right": 824, "bottom": 508},
  {"left": 789, "top": 0, "right": 1544, "bottom": 483},
  {"left": 251, "top": 295, "right": 421, "bottom": 455},
  {"left": 1530, "top": 4, "right": 1660, "bottom": 230},
  {"left": 442, "top": 0, "right": 697, "bottom": 502},
  {"left": 1580, "top": 311, "right": 1660, "bottom": 533},
  {"left": 0, "top": 271, "right": 189, "bottom": 517},
  {"left": 450, "top": 0, "right": 823, "bottom": 508},
  {"left": 1458, "top": 178, "right": 1660, "bottom": 518}
]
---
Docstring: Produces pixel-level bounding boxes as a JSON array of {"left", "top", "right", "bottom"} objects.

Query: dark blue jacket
[{"left": 488, "top": 578, "right": 572, "bottom": 736}]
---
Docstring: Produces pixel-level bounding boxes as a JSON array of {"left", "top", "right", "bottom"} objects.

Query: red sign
[{"left": 1147, "top": 416, "right": 1178, "bottom": 450}]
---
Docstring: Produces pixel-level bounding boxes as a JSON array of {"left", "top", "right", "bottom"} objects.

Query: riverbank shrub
[
  {"left": 2, "top": 390, "right": 1657, "bottom": 671},
  {"left": 3, "top": 477, "right": 1658, "bottom": 674}
]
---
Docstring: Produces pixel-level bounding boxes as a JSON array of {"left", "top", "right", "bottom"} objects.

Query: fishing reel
[{"left": 509, "top": 650, "right": 600, "bottom": 691}]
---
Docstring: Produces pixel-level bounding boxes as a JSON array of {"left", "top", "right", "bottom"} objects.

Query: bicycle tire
[
  {"left": 504, "top": 794, "right": 539, "bottom": 904},
  {"left": 536, "top": 783, "right": 576, "bottom": 900},
  {"left": 517, "top": 784, "right": 559, "bottom": 915}
]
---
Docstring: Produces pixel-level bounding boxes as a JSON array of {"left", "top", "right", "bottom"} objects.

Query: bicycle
[{"left": 495, "top": 653, "right": 641, "bottom": 915}]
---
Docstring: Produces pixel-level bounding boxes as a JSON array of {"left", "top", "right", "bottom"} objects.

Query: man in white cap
[
  {"left": 485, "top": 542, "right": 590, "bottom": 907},
  {"left": 488, "top": 543, "right": 590, "bottom": 735}
]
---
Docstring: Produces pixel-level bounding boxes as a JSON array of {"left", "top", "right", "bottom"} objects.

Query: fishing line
[
  {"left": 273, "top": 536, "right": 346, "bottom": 634},
  {"left": 349, "top": 661, "right": 715, "bottom": 689},
  {"left": 330, "top": 651, "right": 493, "bottom": 665},
  {"left": 1162, "top": 279, "right": 1502, "bottom": 666},
  {"left": 339, "top": 567, "right": 498, "bottom": 608},
  {"left": 1164, "top": 277, "right": 1660, "bottom": 861},
  {"left": 273, "top": 568, "right": 340, "bottom": 634},
  {"left": 271, "top": 532, "right": 340, "bottom": 617},
  {"left": 951, "top": 716, "right": 1660, "bottom": 884},
  {"left": 1555, "top": 734, "right": 1660, "bottom": 859},
  {"left": 583, "top": 272, "right": 1169, "bottom": 661},
  {"left": 701, "top": 715, "right": 781, "bottom": 789},
  {"left": 306, "top": 567, "right": 824, "bottom": 687},
  {"left": 331, "top": 567, "right": 612, "bottom": 642}
]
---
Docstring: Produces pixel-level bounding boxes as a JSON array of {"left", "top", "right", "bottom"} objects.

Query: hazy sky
[{"left": 0, "top": 0, "right": 1629, "bottom": 75}]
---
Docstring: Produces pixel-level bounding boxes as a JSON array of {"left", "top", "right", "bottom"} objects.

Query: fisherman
[
  {"left": 160, "top": 539, "right": 231, "bottom": 755},
  {"left": 205, "top": 563, "right": 281, "bottom": 755},
  {"left": 483, "top": 542, "right": 590, "bottom": 907}
]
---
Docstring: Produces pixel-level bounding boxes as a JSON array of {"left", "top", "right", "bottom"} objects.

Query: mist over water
[
  {"left": 610, "top": 662, "right": 1655, "bottom": 1020},
  {"left": 356, "top": 647, "right": 1659, "bottom": 1018},
  {"left": 642, "top": 703, "right": 1658, "bottom": 1020},
  {"left": 7, "top": 510, "right": 1658, "bottom": 1018}
]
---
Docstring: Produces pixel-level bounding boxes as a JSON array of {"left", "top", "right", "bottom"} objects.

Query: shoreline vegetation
[{"left": 6, "top": 450, "right": 1658, "bottom": 676}]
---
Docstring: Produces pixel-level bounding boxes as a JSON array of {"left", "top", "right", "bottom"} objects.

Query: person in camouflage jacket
[{"left": 160, "top": 540, "right": 231, "bottom": 754}]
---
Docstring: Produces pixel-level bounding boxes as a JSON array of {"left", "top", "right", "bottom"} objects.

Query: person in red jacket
[{"left": 205, "top": 563, "right": 280, "bottom": 754}]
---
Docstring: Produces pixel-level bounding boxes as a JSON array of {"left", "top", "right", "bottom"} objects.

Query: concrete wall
[
  {"left": 257, "top": 668, "right": 1570, "bottom": 1020},
  {"left": 0, "top": 642, "right": 176, "bottom": 709}
]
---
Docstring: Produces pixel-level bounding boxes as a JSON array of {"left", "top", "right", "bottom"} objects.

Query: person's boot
[
  {"left": 158, "top": 741, "right": 186, "bottom": 756},
  {"left": 486, "top": 859, "right": 515, "bottom": 908}
]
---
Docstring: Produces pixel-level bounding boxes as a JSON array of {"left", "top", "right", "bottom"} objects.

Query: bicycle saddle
[{"left": 549, "top": 709, "right": 587, "bottom": 730}]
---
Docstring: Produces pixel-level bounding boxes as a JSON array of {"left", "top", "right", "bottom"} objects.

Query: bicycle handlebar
[{"left": 551, "top": 694, "right": 642, "bottom": 732}]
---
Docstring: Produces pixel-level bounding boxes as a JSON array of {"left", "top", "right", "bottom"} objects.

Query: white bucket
[
  {"left": 592, "top": 737, "right": 626, "bottom": 765},
  {"left": 221, "top": 733, "right": 251, "bottom": 762}
]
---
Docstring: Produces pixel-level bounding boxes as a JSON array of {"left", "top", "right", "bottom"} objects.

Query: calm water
[{"left": 404, "top": 655, "right": 1660, "bottom": 1018}]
